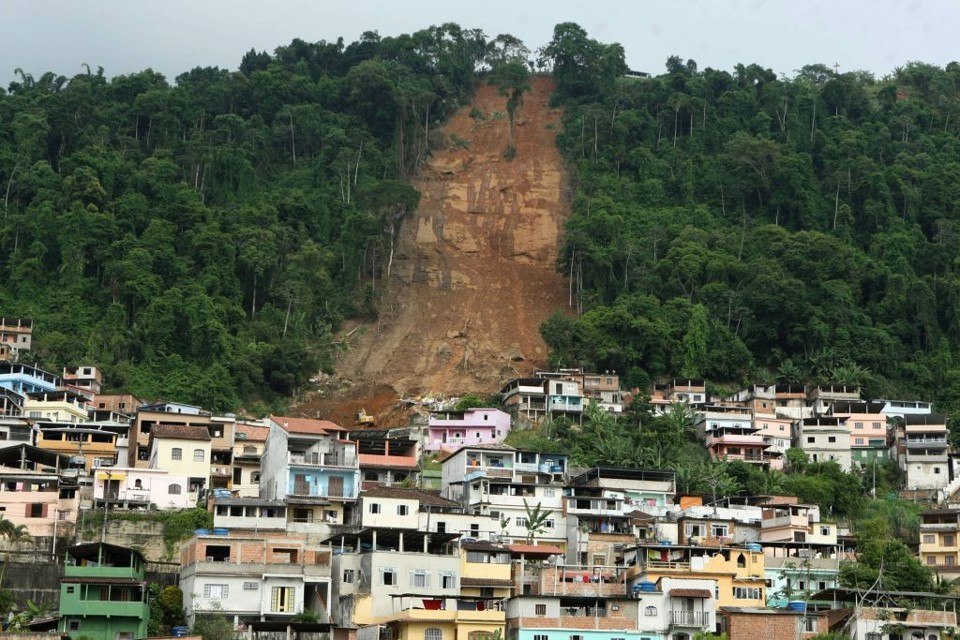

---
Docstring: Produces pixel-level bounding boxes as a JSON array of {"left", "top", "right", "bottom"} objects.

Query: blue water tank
[
  {"left": 638, "top": 581, "right": 656, "bottom": 592},
  {"left": 194, "top": 528, "right": 210, "bottom": 536},
  {"left": 745, "top": 543, "right": 763, "bottom": 552},
  {"left": 212, "top": 528, "right": 229, "bottom": 536},
  {"left": 788, "top": 601, "right": 807, "bottom": 612},
  {"left": 171, "top": 626, "right": 189, "bottom": 637}
]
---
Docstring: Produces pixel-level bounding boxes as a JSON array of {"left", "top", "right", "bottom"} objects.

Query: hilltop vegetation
[
  {"left": 0, "top": 25, "right": 521, "bottom": 410},
  {"left": 538, "top": 24, "right": 960, "bottom": 420}
]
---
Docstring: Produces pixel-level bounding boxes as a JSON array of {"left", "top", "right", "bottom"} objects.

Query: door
[
  {"left": 106, "top": 479, "right": 120, "bottom": 500},
  {"left": 293, "top": 474, "right": 309, "bottom": 496},
  {"left": 328, "top": 475, "right": 344, "bottom": 498}
]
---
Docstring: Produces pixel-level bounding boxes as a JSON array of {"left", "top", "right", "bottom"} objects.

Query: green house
[{"left": 59, "top": 543, "right": 150, "bottom": 640}]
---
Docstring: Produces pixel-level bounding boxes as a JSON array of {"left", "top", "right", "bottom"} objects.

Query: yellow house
[
  {"left": 385, "top": 609, "right": 504, "bottom": 640},
  {"left": 36, "top": 425, "right": 118, "bottom": 470},
  {"left": 148, "top": 424, "right": 211, "bottom": 500},
  {"left": 626, "top": 543, "right": 767, "bottom": 607},
  {"left": 25, "top": 390, "right": 90, "bottom": 423}
]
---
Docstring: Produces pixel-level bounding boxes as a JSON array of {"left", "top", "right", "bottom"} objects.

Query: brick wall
[{"left": 724, "top": 611, "right": 800, "bottom": 640}]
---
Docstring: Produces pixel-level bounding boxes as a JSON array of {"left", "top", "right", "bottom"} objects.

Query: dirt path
[{"left": 331, "top": 76, "right": 570, "bottom": 404}]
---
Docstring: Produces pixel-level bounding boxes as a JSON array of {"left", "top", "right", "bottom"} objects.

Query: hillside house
[
  {"left": 426, "top": 408, "right": 511, "bottom": 453},
  {"left": 261, "top": 416, "right": 358, "bottom": 531},
  {"left": 232, "top": 422, "right": 268, "bottom": 498},
  {"left": 93, "top": 465, "right": 191, "bottom": 510},
  {"left": 59, "top": 543, "right": 150, "bottom": 640},
  {"left": 148, "top": 424, "right": 212, "bottom": 501},
  {"left": 180, "top": 532, "right": 331, "bottom": 627},
  {"left": 828, "top": 401, "right": 888, "bottom": 466},
  {"left": 896, "top": 414, "right": 950, "bottom": 491},
  {"left": 0, "top": 317, "right": 33, "bottom": 359},
  {"left": 129, "top": 403, "right": 213, "bottom": 467},
  {"left": 793, "top": 417, "right": 851, "bottom": 471},
  {"left": 0, "top": 444, "right": 80, "bottom": 538},
  {"left": 0, "top": 362, "right": 58, "bottom": 396}
]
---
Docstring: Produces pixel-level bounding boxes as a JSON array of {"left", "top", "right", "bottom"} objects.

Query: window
[
  {"left": 872, "top": 422, "right": 882, "bottom": 429},
  {"left": 516, "top": 517, "right": 529, "bottom": 527},
  {"left": 535, "top": 604, "right": 547, "bottom": 616},
  {"left": 855, "top": 438, "right": 864, "bottom": 445},
  {"left": 804, "top": 618, "right": 816, "bottom": 633},
  {"left": 544, "top": 519, "right": 555, "bottom": 529},
  {"left": 381, "top": 567, "right": 397, "bottom": 585},
  {"left": 203, "top": 584, "right": 229, "bottom": 599},
  {"left": 733, "top": 587, "right": 761, "bottom": 599},
  {"left": 711, "top": 524, "right": 728, "bottom": 537},
  {"left": 854, "top": 422, "right": 863, "bottom": 430},
  {"left": 569, "top": 636, "right": 583, "bottom": 640},
  {"left": 944, "top": 534, "right": 956, "bottom": 546},
  {"left": 818, "top": 581, "right": 827, "bottom": 591},
  {"left": 369, "top": 503, "right": 381, "bottom": 514},
  {"left": 820, "top": 526, "right": 831, "bottom": 536},
  {"left": 193, "top": 449, "right": 204, "bottom": 462},
  {"left": 66, "top": 586, "right": 75, "bottom": 594},
  {"left": 68, "top": 621, "right": 80, "bottom": 632},
  {"left": 27, "top": 503, "right": 44, "bottom": 518},
  {"left": 927, "top": 556, "right": 936, "bottom": 565},
  {"left": 271, "top": 586, "right": 294, "bottom": 612},
  {"left": 251, "top": 472, "right": 261, "bottom": 483},
  {"left": 947, "top": 556, "right": 956, "bottom": 566},
  {"left": 923, "top": 534, "right": 935, "bottom": 544},
  {"left": 425, "top": 629, "right": 442, "bottom": 640},
  {"left": 865, "top": 633, "right": 882, "bottom": 640},
  {"left": 243, "top": 582, "right": 259, "bottom": 590},
  {"left": 544, "top": 488, "right": 556, "bottom": 497},
  {"left": 827, "top": 436, "right": 836, "bottom": 443},
  {"left": 410, "top": 569, "right": 429, "bottom": 588},
  {"left": 342, "top": 569, "right": 356, "bottom": 583},
  {"left": 171, "top": 448, "right": 182, "bottom": 461},
  {"left": 441, "top": 572, "right": 457, "bottom": 589},
  {"left": 807, "top": 436, "right": 815, "bottom": 443},
  {"left": 644, "top": 606, "right": 658, "bottom": 616},
  {"left": 534, "top": 635, "right": 549, "bottom": 640},
  {"left": 397, "top": 504, "right": 409, "bottom": 516},
  {"left": 935, "top": 467, "right": 942, "bottom": 474}
]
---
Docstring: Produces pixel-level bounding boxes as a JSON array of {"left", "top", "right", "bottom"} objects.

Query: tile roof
[
  {"left": 757, "top": 495, "right": 800, "bottom": 505},
  {"left": 670, "top": 588, "right": 712, "bottom": 598},
  {"left": 270, "top": 415, "right": 343, "bottom": 435},
  {"left": 361, "top": 486, "right": 459, "bottom": 508},
  {"left": 152, "top": 424, "right": 211, "bottom": 441},
  {"left": 507, "top": 543, "right": 563, "bottom": 556},
  {"left": 460, "top": 577, "right": 515, "bottom": 587},
  {"left": 236, "top": 424, "right": 269, "bottom": 441}
]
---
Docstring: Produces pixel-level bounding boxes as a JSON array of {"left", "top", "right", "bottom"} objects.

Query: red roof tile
[
  {"left": 152, "top": 425, "right": 211, "bottom": 441},
  {"left": 507, "top": 543, "right": 563, "bottom": 556},
  {"left": 270, "top": 415, "right": 343, "bottom": 434}
]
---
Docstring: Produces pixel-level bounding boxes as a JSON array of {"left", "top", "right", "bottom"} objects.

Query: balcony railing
[
  {"left": 290, "top": 486, "right": 358, "bottom": 500},
  {"left": 671, "top": 610, "right": 708, "bottom": 627},
  {"left": 289, "top": 453, "right": 356, "bottom": 468},
  {"left": 906, "top": 438, "right": 948, "bottom": 447}
]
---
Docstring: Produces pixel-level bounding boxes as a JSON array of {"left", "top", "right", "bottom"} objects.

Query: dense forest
[
  {"left": 539, "top": 24, "right": 960, "bottom": 423},
  {"left": 0, "top": 25, "right": 518, "bottom": 410}
]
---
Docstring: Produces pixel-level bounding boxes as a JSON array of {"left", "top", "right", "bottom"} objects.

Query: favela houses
[{"left": 3, "top": 9, "right": 960, "bottom": 640}]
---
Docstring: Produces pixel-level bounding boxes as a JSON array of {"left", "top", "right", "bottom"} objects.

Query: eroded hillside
[{"left": 335, "top": 76, "right": 570, "bottom": 398}]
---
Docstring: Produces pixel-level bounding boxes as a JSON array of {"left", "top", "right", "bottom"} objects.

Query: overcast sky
[{"left": 1, "top": 0, "right": 957, "bottom": 87}]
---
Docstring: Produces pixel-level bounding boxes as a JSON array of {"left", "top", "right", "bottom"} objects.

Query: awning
[{"left": 670, "top": 589, "right": 712, "bottom": 598}]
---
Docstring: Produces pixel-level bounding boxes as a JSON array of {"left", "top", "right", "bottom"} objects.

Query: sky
[{"left": 1, "top": 0, "right": 957, "bottom": 87}]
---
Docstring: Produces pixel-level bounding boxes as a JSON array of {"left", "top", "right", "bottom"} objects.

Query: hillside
[{"left": 334, "top": 76, "right": 570, "bottom": 397}]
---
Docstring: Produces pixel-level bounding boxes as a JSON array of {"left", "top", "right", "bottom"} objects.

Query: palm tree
[
  {"left": 522, "top": 499, "right": 553, "bottom": 545},
  {"left": 0, "top": 515, "right": 31, "bottom": 588}
]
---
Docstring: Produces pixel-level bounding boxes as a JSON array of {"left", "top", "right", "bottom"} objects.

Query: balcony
[
  {"left": 210, "top": 466, "right": 232, "bottom": 478},
  {"left": 906, "top": 438, "right": 948, "bottom": 448},
  {"left": 535, "top": 565, "right": 628, "bottom": 597},
  {"left": 707, "top": 433, "right": 764, "bottom": 446},
  {"left": 548, "top": 396, "right": 583, "bottom": 413},
  {"left": 905, "top": 451, "right": 949, "bottom": 461},
  {"left": 192, "top": 560, "right": 330, "bottom": 577},
  {"left": 763, "top": 514, "right": 812, "bottom": 529},
  {"left": 920, "top": 523, "right": 959, "bottom": 532},
  {"left": 289, "top": 486, "right": 358, "bottom": 501},
  {"left": 65, "top": 599, "right": 149, "bottom": 619},
  {"left": 670, "top": 610, "right": 708, "bottom": 627},
  {"left": 289, "top": 452, "right": 356, "bottom": 468}
]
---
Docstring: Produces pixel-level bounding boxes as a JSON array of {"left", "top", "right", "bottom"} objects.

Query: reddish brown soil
[{"left": 303, "top": 77, "right": 570, "bottom": 422}]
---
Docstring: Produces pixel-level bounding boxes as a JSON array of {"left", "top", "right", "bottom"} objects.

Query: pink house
[{"left": 425, "top": 408, "right": 511, "bottom": 452}]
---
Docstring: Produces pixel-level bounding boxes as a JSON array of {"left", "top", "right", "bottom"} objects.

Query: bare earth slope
[{"left": 337, "top": 76, "right": 570, "bottom": 397}]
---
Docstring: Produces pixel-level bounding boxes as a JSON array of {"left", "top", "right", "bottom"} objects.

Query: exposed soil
[{"left": 299, "top": 77, "right": 570, "bottom": 423}]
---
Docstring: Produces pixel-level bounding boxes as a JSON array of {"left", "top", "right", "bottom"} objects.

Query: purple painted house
[{"left": 425, "top": 408, "right": 512, "bottom": 453}]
